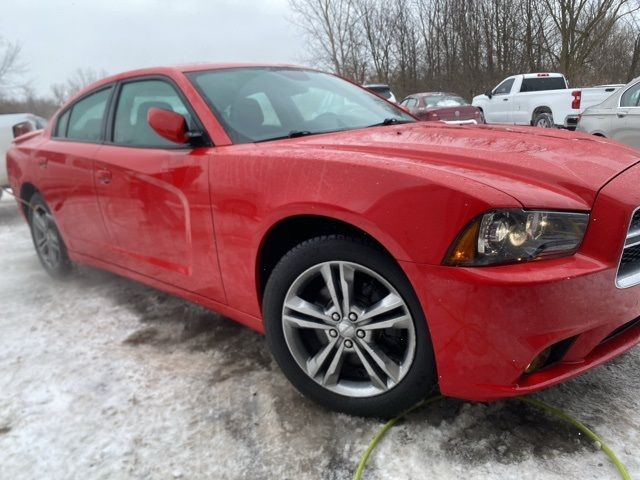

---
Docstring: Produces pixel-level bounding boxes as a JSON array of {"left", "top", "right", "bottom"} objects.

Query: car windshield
[
  {"left": 187, "top": 68, "right": 414, "bottom": 144},
  {"left": 422, "top": 95, "right": 469, "bottom": 108}
]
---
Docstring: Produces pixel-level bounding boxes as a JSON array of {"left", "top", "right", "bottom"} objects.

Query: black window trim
[
  {"left": 104, "top": 74, "right": 212, "bottom": 150},
  {"left": 51, "top": 84, "right": 116, "bottom": 144}
]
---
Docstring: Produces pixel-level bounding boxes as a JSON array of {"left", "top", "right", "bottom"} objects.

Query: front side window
[
  {"left": 188, "top": 68, "right": 413, "bottom": 144},
  {"left": 65, "top": 87, "right": 112, "bottom": 141},
  {"left": 620, "top": 83, "right": 640, "bottom": 107},
  {"left": 113, "top": 79, "right": 193, "bottom": 147},
  {"left": 494, "top": 78, "right": 515, "bottom": 96}
]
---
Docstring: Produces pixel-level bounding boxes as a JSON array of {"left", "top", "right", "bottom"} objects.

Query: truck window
[
  {"left": 494, "top": 78, "right": 515, "bottom": 95},
  {"left": 520, "top": 77, "right": 566, "bottom": 92}
]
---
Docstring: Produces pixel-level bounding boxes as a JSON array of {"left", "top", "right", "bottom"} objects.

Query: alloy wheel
[{"left": 281, "top": 260, "right": 417, "bottom": 398}]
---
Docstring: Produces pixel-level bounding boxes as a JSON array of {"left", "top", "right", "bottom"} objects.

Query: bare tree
[
  {"left": 0, "top": 37, "right": 27, "bottom": 97},
  {"left": 50, "top": 67, "right": 108, "bottom": 105}
]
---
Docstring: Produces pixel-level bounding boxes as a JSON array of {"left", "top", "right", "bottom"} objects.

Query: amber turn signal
[{"left": 445, "top": 219, "right": 479, "bottom": 265}]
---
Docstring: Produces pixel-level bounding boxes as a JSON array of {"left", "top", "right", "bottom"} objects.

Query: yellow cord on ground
[{"left": 353, "top": 395, "right": 632, "bottom": 480}]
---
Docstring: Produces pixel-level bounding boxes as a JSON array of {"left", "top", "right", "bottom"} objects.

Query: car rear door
[
  {"left": 611, "top": 81, "right": 640, "bottom": 148},
  {"left": 35, "top": 86, "right": 114, "bottom": 256},
  {"left": 92, "top": 77, "right": 226, "bottom": 303}
]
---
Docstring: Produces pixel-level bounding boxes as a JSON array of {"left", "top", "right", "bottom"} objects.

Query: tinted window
[
  {"left": 494, "top": 78, "right": 515, "bottom": 95},
  {"left": 188, "top": 68, "right": 413, "bottom": 144},
  {"left": 422, "top": 95, "right": 468, "bottom": 108},
  {"left": 620, "top": 83, "right": 640, "bottom": 107},
  {"left": 367, "top": 86, "right": 392, "bottom": 100},
  {"left": 113, "top": 80, "right": 193, "bottom": 147},
  {"left": 54, "top": 110, "right": 70, "bottom": 138},
  {"left": 402, "top": 98, "right": 417, "bottom": 108},
  {"left": 67, "top": 88, "right": 111, "bottom": 141},
  {"left": 520, "top": 77, "right": 566, "bottom": 92}
]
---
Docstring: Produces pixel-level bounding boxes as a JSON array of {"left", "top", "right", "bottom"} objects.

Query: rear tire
[
  {"left": 28, "top": 193, "right": 72, "bottom": 278},
  {"left": 533, "top": 112, "right": 555, "bottom": 128},
  {"left": 263, "top": 235, "right": 437, "bottom": 418}
]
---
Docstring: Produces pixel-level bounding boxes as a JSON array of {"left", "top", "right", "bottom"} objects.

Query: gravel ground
[{"left": 0, "top": 194, "right": 638, "bottom": 480}]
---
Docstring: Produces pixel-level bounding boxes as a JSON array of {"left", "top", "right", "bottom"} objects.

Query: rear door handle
[
  {"left": 617, "top": 111, "right": 628, "bottom": 118},
  {"left": 96, "top": 169, "right": 112, "bottom": 185},
  {"left": 503, "top": 98, "right": 509, "bottom": 102}
]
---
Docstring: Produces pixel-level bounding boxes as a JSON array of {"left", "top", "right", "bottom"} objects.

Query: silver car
[{"left": 577, "top": 77, "right": 640, "bottom": 149}]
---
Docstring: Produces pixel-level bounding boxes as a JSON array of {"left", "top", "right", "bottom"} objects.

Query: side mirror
[
  {"left": 147, "top": 108, "right": 189, "bottom": 144},
  {"left": 485, "top": 90, "right": 493, "bottom": 99},
  {"left": 12, "top": 121, "right": 35, "bottom": 138}
]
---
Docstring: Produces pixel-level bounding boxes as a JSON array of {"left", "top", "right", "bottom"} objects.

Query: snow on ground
[{"left": 0, "top": 195, "right": 638, "bottom": 480}]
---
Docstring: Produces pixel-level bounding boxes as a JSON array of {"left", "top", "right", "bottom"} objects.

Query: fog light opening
[{"left": 524, "top": 347, "right": 552, "bottom": 374}]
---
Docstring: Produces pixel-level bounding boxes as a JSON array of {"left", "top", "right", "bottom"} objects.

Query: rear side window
[
  {"left": 620, "top": 83, "right": 640, "bottom": 107},
  {"left": 520, "top": 77, "right": 566, "bottom": 92},
  {"left": 55, "top": 110, "right": 70, "bottom": 137},
  {"left": 66, "top": 88, "right": 112, "bottom": 141},
  {"left": 112, "top": 79, "right": 193, "bottom": 147}
]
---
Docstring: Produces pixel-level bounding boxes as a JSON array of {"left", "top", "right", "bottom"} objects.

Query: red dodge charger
[{"left": 7, "top": 64, "right": 640, "bottom": 417}]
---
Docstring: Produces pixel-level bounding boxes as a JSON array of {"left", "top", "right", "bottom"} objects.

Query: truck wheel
[
  {"left": 263, "top": 235, "right": 437, "bottom": 418},
  {"left": 533, "top": 112, "right": 555, "bottom": 128}
]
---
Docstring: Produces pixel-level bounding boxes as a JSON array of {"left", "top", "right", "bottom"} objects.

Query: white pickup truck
[{"left": 472, "top": 73, "right": 621, "bottom": 129}]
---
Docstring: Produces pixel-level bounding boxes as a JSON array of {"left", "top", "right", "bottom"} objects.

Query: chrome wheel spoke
[
  {"left": 283, "top": 314, "right": 334, "bottom": 331},
  {"left": 360, "top": 313, "right": 412, "bottom": 331},
  {"left": 352, "top": 341, "right": 387, "bottom": 391},
  {"left": 357, "top": 293, "right": 404, "bottom": 322},
  {"left": 35, "top": 235, "right": 47, "bottom": 250},
  {"left": 320, "top": 264, "right": 343, "bottom": 317},
  {"left": 33, "top": 212, "right": 47, "bottom": 233},
  {"left": 339, "top": 263, "right": 355, "bottom": 317},
  {"left": 284, "top": 296, "right": 332, "bottom": 323},
  {"left": 356, "top": 338, "right": 400, "bottom": 384},
  {"left": 322, "top": 341, "right": 346, "bottom": 386},
  {"left": 306, "top": 337, "right": 339, "bottom": 377}
]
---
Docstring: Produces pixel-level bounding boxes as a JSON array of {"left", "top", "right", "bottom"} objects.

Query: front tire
[
  {"left": 263, "top": 235, "right": 437, "bottom": 417},
  {"left": 28, "top": 193, "right": 72, "bottom": 277}
]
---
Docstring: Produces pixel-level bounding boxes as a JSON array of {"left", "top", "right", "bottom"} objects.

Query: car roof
[
  {"left": 68, "top": 63, "right": 316, "bottom": 103},
  {"left": 363, "top": 84, "right": 391, "bottom": 89}
]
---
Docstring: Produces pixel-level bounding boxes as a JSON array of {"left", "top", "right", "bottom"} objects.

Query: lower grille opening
[
  {"left": 602, "top": 316, "right": 640, "bottom": 344},
  {"left": 524, "top": 336, "right": 577, "bottom": 375}
]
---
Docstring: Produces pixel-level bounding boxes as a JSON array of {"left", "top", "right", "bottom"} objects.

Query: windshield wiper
[
  {"left": 367, "top": 118, "right": 414, "bottom": 128},
  {"left": 255, "top": 130, "right": 315, "bottom": 143}
]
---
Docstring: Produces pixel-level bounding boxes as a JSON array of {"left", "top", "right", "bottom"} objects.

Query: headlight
[{"left": 444, "top": 209, "right": 589, "bottom": 266}]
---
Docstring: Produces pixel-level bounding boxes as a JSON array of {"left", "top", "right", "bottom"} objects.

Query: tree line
[{"left": 290, "top": 0, "right": 640, "bottom": 100}]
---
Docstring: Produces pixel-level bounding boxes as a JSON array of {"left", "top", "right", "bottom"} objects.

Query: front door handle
[
  {"left": 617, "top": 111, "right": 628, "bottom": 118},
  {"left": 96, "top": 169, "right": 112, "bottom": 185},
  {"left": 503, "top": 98, "right": 509, "bottom": 102}
]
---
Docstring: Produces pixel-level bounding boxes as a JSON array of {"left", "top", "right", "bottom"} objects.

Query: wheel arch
[
  {"left": 256, "top": 214, "right": 398, "bottom": 306},
  {"left": 19, "top": 182, "right": 39, "bottom": 218},
  {"left": 531, "top": 106, "right": 553, "bottom": 125}
]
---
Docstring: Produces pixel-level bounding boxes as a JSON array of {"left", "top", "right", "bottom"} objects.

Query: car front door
[
  {"left": 611, "top": 82, "right": 640, "bottom": 149},
  {"left": 484, "top": 77, "right": 515, "bottom": 124},
  {"left": 93, "top": 77, "right": 226, "bottom": 302}
]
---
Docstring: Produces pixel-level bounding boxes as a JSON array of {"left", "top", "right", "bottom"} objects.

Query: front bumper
[{"left": 401, "top": 162, "right": 640, "bottom": 401}]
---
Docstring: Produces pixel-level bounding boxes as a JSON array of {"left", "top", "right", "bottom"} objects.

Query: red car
[
  {"left": 400, "top": 92, "right": 484, "bottom": 124},
  {"left": 7, "top": 64, "right": 640, "bottom": 417}
]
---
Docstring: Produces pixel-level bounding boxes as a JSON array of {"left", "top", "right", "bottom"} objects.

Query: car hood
[{"left": 289, "top": 122, "right": 640, "bottom": 210}]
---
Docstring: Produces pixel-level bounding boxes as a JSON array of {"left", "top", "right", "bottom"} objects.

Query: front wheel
[{"left": 263, "top": 235, "right": 437, "bottom": 417}]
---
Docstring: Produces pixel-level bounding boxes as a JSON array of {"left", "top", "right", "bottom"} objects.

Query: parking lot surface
[{"left": 0, "top": 196, "right": 638, "bottom": 480}]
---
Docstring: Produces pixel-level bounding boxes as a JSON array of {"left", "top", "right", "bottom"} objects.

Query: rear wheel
[
  {"left": 533, "top": 112, "right": 555, "bottom": 128},
  {"left": 263, "top": 235, "right": 437, "bottom": 417},
  {"left": 29, "top": 193, "right": 71, "bottom": 277}
]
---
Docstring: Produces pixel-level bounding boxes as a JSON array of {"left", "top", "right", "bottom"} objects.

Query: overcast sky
[{"left": 2, "top": 0, "right": 305, "bottom": 95}]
